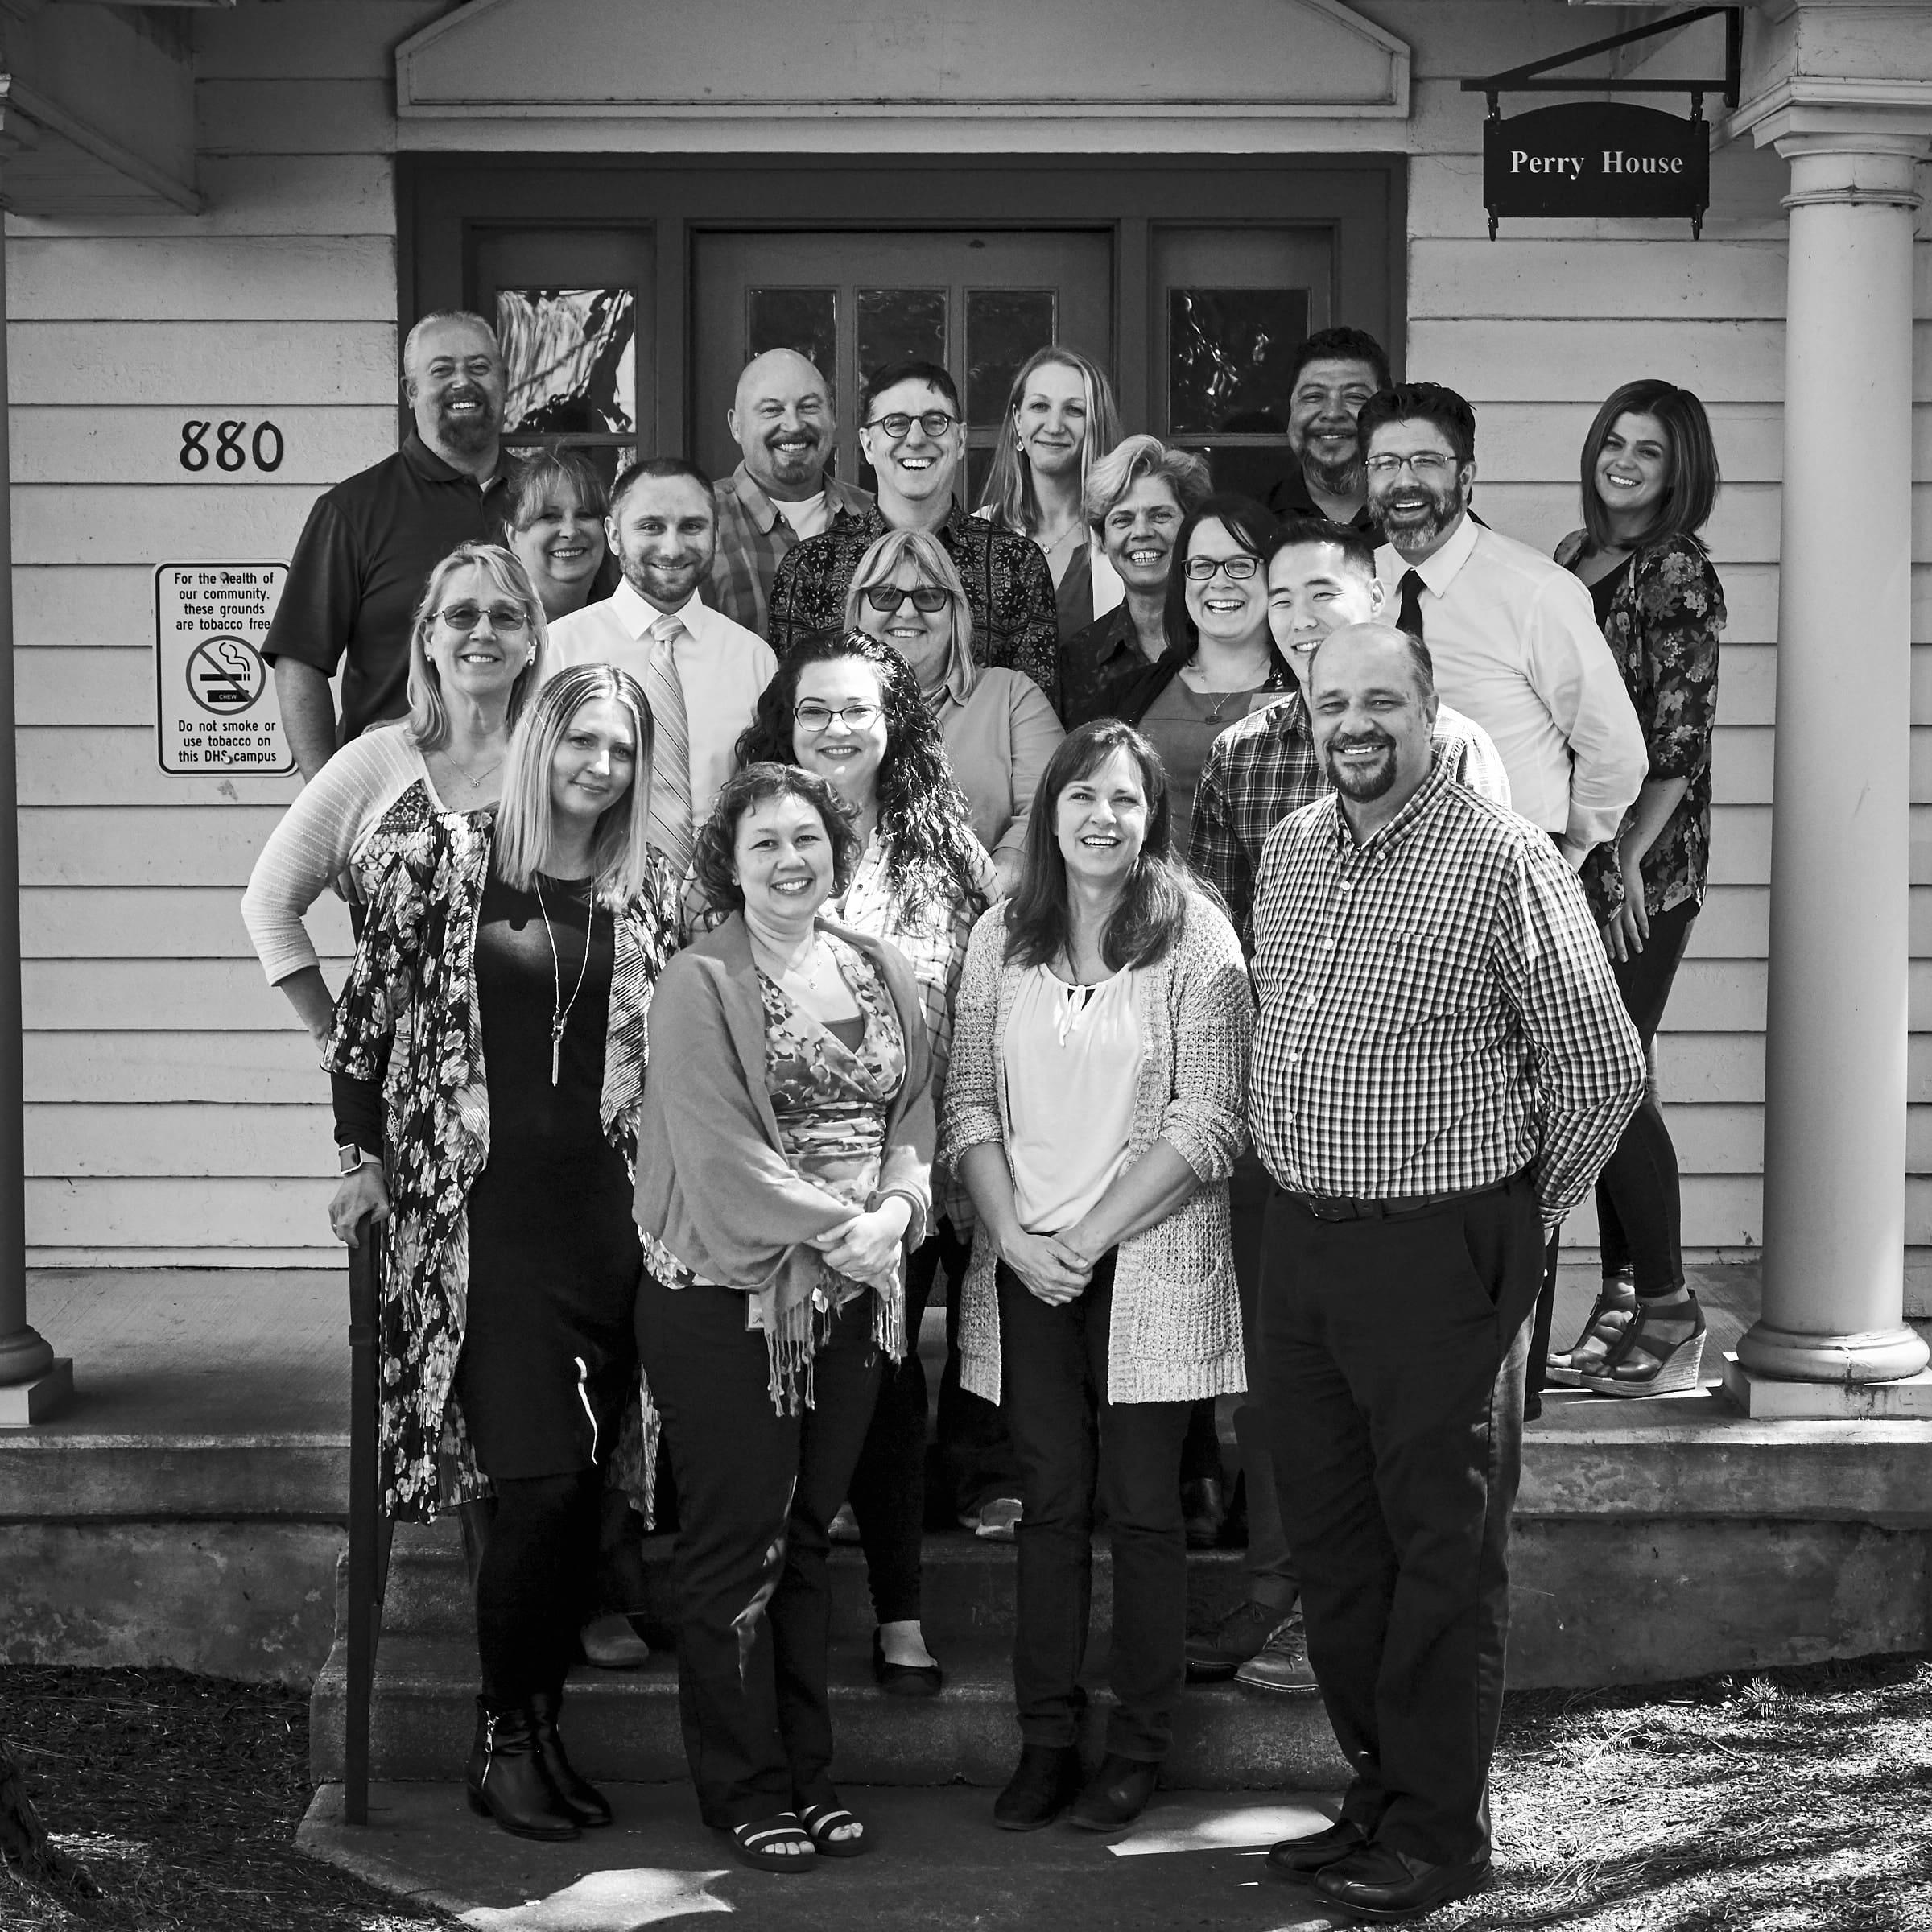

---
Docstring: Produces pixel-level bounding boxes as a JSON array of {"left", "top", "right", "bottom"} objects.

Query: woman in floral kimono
[
  {"left": 324, "top": 663, "right": 682, "bottom": 1843},
  {"left": 1548, "top": 380, "right": 1725, "bottom": 1398}
]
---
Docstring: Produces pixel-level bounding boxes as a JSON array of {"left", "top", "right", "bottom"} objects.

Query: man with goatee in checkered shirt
[{"left": 1249, "top": 620, "right": 1642, "bottom": 1922}]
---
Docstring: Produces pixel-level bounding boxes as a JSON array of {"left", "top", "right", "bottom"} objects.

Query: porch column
[
  {"left": 1727, "top": 122, "right": 1932, "bottom": 1415},
  {"left": 0, "top": 226, "right": 68, "bottom": 1424}
]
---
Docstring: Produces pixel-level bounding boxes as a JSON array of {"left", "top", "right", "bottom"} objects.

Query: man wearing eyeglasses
[
  {"left": 547, "top": 458, "right": 776, "bottom": 870},
  {"left": 265, "top": 310, "right": 519, "bottom": 778},
  {"left": 766, "top": 360, "right": 1061, "bottom": 708},
  {"left": 1360, "top": 382, "right": 1645, "bottom": 871}
]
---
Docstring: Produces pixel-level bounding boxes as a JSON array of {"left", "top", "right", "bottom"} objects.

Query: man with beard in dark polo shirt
[
  {"left": 1263, "top": 327, "right": 1389, "bottom": 538},
  {"left": 264, "top": 310, "right": 518, "bottom": 778}
]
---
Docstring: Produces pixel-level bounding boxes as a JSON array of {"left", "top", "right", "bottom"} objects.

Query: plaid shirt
[
  {"left": 1191, "top": 691, "right": 1513, "bottom": 950},
  {"left": 703, "top": 463, "right": 875, "bottom": 639},
  {"left": 1249, "top": 755, "right": 1643, "bottom": 1224},
  {"left": 768, "top": 502, "right": 1061, "bottom": 708}
]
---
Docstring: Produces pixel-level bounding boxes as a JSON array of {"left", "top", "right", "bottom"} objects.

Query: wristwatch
[{"left": 336, "top": 1141, "right": 373, "bottom": 1175}]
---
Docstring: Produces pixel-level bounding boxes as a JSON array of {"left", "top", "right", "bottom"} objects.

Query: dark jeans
[
  {"left": 998, "top": 1254, "right": 1191, "bottom": 1762},
  {"left": 1263, "top": 1174, "right": 1541, "bottom": 1866},
  {"left": 933, "top": 1224, "right": 1022, "bottom": 1517},
  {"left": 473, "top": 1468, "right": 601, "bottom": 1707},
  {"left": 635, "top": 1272, "right": 881, "bottom": 1829},
  {"left": 1229, "top": 1149, "right": 1298, "bottom": 1611}
]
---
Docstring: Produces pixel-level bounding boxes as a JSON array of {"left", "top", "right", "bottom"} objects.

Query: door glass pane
[
  {"left": 1166, "top": 288, "right": 1310, "bottom": 436},
  {"left": 502, "top": 441, "right": 637, "bottom": 495},
  {"left": 495, "top": 287, "right": 637, "bottom": 436},
  {"left": 857, "top": 289, "right": 946, "bottom": 386},
  {"left": 965, "top": 288, "right": 1057, "bottom": 427},
  {"left": 747, "top": 287, "right": 837, "bottom": 380}
]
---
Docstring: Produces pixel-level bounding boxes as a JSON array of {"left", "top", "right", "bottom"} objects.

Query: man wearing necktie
[{"left": 547, "top": 459, "right": 776, "bottom": 870}]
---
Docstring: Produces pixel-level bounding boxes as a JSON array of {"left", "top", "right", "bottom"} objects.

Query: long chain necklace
[{"left": 534, "top": 876, "right": 593, "bottom": 1087}]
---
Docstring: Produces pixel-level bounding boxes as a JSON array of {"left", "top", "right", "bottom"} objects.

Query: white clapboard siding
[
  {"left": 14, "top": 485, "right": 352, "bottom": 565},
  {"left": 11, "top": 407, "right": 397, "bottom": 486},
  {"left": 1409, "top": 239, "right": 1792, "bottom": 320},
  {"left": 20, "top": 733, "right": 305, "bottom": 808},
  {"left": 23, "top": 807, "right": 294, "bottom": 887},
  {"left": 10, "top": 323, "right": 398, "bottom": 406},
  {"left": 22, "top": 886, "right": 352, "bottom": 960},
  {"left": 24, "top": 960, "right": 345, "bottom": 1031},
  {"left": 26, "top": 1031, "right": 326, "bottom": 1105},
  {"left": 15, "top": 566, "right": 160, "bottom": 646},
  {"left": 1659, "top": 1034, "right": 1763, "bottom": 1105},
  {"left": 26, "top": 1176, "right": 335, "bottom": 1248},
  {"left": 29, "top": 1104, "right": 336, "bottom": 1177},
  {"left": 1410, "top": 319, "right": 1791, "bottom": 403},
  {"left": 8, "top": 154, "right": 395, "bottom": 242},
  {"left": 10, "top": 238, "right": 397, "bottom": 321},
  {"left": 16, "top": 650, "right": 152, "bottom": 726}
]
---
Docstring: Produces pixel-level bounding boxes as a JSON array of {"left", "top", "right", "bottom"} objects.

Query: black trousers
[
  {"left": 1262, "top": 1175, "right": 1541, "bottom": 1865},
  {"left": 473, "top": 1469, "right": 601, "bottom": 1707},
  {"left": 998, "top": 1254, "right": 1192, "bottom": 1761},
  {"left": 635, "top": 1272, "right": 882, "bottom": 1829}
]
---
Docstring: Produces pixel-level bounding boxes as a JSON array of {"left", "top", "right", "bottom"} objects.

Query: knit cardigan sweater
[{"left": 937, "top": 891, "right": 1255, "bottom": 1406}]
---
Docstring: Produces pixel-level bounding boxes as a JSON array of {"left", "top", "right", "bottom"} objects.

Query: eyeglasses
[
  {"left": 795, "top": 700, "right": 885, "bottom": 734},
  {"left": 1364, "top": 452, "right": 1457, "bottom": 477},
  {"left": 1183, "top": 555, "right": 1261, "bottom": 581},
  {"left": 862, "top": 584, "right": 950, "bottom": 615},
  {"left": 434, "top": 601, "right": 532, "bottom": 634},
  {"left": 863, "top": 411, "right": 960, "bottom": 441}
]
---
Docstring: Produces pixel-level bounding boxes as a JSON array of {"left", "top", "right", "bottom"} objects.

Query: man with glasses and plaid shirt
[
  {"left": 766, "top": 360, "right": 1060, "bottom": 708},
  {"left": 1251, "top": 621, "right": 1641, "bottom": 1921}
]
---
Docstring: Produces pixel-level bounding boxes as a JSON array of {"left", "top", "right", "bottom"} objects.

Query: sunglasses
[
  {"left": 862, "top": 584, "right": 950, "bottom": 615},
  {"left": 434, "top": 601, "right": 533, "bottom": 634}
]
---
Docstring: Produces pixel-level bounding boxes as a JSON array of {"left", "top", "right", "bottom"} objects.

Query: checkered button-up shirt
[
  {"left": 703, "top": 463, "right": 876, "bottom": 639},
  {"left": 1249, "top": 755, "right": 1643, "bottom": 1224},
  {"left": 1191, "top": 691, "right": 1512, "bottom": 951},
  {"left": 768, "top": 502, "right": 1061, "bottom": 708}
]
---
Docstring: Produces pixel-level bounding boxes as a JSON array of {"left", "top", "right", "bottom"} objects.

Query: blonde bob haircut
[
  {"left": 843, "top": 527, "right": 976, "bottom": 668},
  {"left": 976, "top": 346, "right": 1122, "bottom": 537},
  {"left": 405, "top": 542, "right": 547, "bottom": 753},
  {"left": 493, "top": 662, "right": 658, "bottom": 910}
]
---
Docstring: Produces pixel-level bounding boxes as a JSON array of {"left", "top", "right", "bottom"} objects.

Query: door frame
[{"left": 398, "top": 154, "right": 1407, "bottom": 460}]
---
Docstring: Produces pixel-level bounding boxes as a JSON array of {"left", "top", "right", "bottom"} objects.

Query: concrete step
[
  {"left": 310, "top": 1629, "right": 1348, "bottom": 1790},
  {"left": 354, "top": 1521, "right": 1253, "bottom": 1648}
]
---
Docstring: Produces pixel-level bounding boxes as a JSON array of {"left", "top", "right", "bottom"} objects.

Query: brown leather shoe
[{"left": 1311, "top": 1843, "right": 1491, "bottom": 1920}]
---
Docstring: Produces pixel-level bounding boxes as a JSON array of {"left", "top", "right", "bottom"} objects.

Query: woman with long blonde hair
[{"left": 976, "top": 345, "right": 1125, "bottom": 644}]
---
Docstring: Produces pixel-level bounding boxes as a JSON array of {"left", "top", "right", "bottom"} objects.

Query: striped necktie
[
  {"left": 642, "top": 613, "right": 695, "bottom": 873},
  {"left": 1395, "top": 568, "right": 1426, "bottom": 642}
]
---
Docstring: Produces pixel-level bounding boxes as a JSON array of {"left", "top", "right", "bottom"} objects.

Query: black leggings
[
  {"left": 474, "top": 1468, "right": 602, "bottom": 1706},
  {"left": 1595, "top": 898, "right": 1697, "bottom": 1294}
]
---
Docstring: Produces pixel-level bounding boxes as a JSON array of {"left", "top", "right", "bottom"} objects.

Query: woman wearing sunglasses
[
  {"left": 845, "top": 529, "right": 1065, "bottom": 898},
  {"left": 733, "top": 630, "right": 998, "bottom": 1704}
]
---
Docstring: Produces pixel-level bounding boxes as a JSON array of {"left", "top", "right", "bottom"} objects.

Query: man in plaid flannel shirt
[{"left": 1251, "top": 621, "right": 1641, "bottom": 1919}]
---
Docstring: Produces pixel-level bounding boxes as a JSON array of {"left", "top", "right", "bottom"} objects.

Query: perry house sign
[{"left": 1481, "top": 101, "right": 1711, "bottom": 237}]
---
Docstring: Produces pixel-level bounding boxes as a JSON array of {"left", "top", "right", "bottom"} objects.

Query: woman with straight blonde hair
[
  {"left": 976, "top": 345, "right": 1125, "bottom": 644},
  {"left": 322, "top": 660, "right": 683, "bottom": 1846}
]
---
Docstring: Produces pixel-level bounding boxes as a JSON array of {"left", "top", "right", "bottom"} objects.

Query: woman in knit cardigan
[
  {"left": 633, "top": 762, "right": 933, "bottom": 1874},
  {"left": 939, "top": 719, "right": 1254, "bottom": 1835}
]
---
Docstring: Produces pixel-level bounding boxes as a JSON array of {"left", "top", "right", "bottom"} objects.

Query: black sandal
[
  {"left": 726, "top": 1813, "right": 818, "bottom": 1872},
  {"left": 1579, "top": 1293, "right": 1707, "bottom": 1397},
  {"left": 798, "top": 1801, "right": 872, "bottom": 1858},
  {"left": 1546, "top": 1286, "right": 1637, "bottom": 1386}
]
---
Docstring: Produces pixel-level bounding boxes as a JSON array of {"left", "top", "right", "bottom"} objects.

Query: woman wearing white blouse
[{"left": 940, "top": 720, "right": 1254, "bottom": 1835}]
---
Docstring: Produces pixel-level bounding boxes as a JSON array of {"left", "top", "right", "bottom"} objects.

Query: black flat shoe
[
  {"left": 871, "top": 1628, "right": 943, "bottom": 1699},
  {"left": 463, "top": 1697, "right": 579, "bottom": 1843},
  {"left": 993, "top": 1744, "right": 1084, "bottom": 1831},
  {"left": 1311, "top": 1843, "right": 1491, "bottom": 1920},
  {"left": 1067, "top": 1752, "right": 1158, "bottom": 1832},
  {"left": 526, "top": 1688, "right": 612, "bottom": 1827},
  {"left": 1265, "top": 1818, "right": 1366, "bottom": 1879}
]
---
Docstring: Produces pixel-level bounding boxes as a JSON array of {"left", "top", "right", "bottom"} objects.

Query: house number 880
[{"left": 180, "top": 420, "right": 285, "bottom": 473}]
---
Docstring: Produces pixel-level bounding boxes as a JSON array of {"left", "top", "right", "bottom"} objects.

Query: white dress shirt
[
  {"left": 1377, "top": 514, "right": 1645, "bottom": 862},
  {"left": 545, "top": 580, "right": 777, "bottom": 825}
]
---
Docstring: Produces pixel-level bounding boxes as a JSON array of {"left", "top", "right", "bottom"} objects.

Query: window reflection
[
  {"left": 495, "top": 287, "right": 637, "bottom": 436},
  {"left": 1167, "top": 288, "right": 1309, "bottom": 436},
  {"left": 858, "top": 289, "right": 947, "bottom": 386},
  {"left": 966, "top": 288, "right": 1057, "bottom": 427},
  {"left": 748, "top": 288, "right": 838, "bottom": 382}
]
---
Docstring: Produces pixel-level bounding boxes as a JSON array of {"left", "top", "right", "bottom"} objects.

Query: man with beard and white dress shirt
[
  {"left": 704, "top": 349, "right": 875, "bottom": 638},
  {"left": 1262, "top": 327, "right": 1389, "bottom": 538},
  {"left": 1359, "top": 382, "right": 1645, "bottom": 871},
  {"left": 265, "top": 312, "right": 521, "bottom": 778},
  {"left": 547, "top": 458, "right": 775, "bottom": 873}
]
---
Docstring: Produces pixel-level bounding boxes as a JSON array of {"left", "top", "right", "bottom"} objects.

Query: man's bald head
[
  {"left": 1311, "top": 619, "right": 1435, "bottom": 705},
  {"left": 729, "top": 349, "right": 837, "bottom": 501},
  {"left": 1307, "top": 621, "right": 1439, "bottom": 832}
]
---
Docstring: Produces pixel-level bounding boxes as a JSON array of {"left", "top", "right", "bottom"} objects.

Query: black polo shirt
[
  {"left": 1263, "top": 464, "right": 1378, "bottom": 537},
  {"left": 263, "top": 431, "right": 517, "bottom": 744}
]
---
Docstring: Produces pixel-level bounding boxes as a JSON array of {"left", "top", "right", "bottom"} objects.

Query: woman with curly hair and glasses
[
  {"left": 734, "top": 630, "right": 997, "bottom": 1695},
  {"left": 634, "top": 761, "right": 935, "bottom": 1872}
]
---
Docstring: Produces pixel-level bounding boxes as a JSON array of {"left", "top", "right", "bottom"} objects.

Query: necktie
[
  {"left": 1395, "top": 568, "right": 1426, "bottom": 642},
  {"left": 642, "top": 614, "right": 695, "bottom": 873}
]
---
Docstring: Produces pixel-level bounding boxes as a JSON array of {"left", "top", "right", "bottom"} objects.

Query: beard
[
  {"left": 1368, "top": 473, "right": 1467, "bottom": 552},
  {"left": 1292, "top": 419, "right": 1364, "bottom": 498},
  {"left": 435, "top": 386, "right": 499, "bottom": 456},
  {"left": 1323, "top": 733, "right": 1399, "bottom": 801}
]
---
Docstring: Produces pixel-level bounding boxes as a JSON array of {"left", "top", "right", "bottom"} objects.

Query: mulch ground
[{"left": 2, "top": 1655, "right": 1930, "bottom": 1930}]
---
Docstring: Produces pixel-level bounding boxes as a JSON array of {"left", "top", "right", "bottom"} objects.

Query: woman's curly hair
[
  {"left": 690, "top": 762, "right": 864, "bottom": 917},
  {"left": 733, "top": 630, "right": 991, "bottom": 923}
]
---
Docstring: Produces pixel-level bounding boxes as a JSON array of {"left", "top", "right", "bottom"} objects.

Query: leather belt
[{"left": 1287, "top": 1174, "right": 1517, "bottom": 1224}]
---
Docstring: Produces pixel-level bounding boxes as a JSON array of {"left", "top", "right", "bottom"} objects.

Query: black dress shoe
[
  {"left": 1311, "top": 1843, "right": 1491, "bottom": 1920},
  {"left": 526, "top": 1688, "right": 613, "bottom": 1827},
  {"left": 464, "top": 1697, "right": 579, "bottom": 1842},
  {"left": 993, "top": 1744, "right": 1084, "bottom": 1831},
  {"left": 1265, "top": 1817, "right": 1366, "bottom": 1878},
  {"left": 871, "top": 1629, "right": 943, "bottom": 1699},
  {"left": 1067, "top": 1752, "right": 1158, "bottom": 1832}
]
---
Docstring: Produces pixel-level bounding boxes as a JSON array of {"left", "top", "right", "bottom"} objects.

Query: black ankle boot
[
  {"left": 464, "top": 1696, "right": 580, "bottom": 1842},
  {"left": 993, "top": 1743, "right": 1084, "bottom": 1831},
  {"left": 527, "top": 1688, "right": 612, "bottom": 1827}
]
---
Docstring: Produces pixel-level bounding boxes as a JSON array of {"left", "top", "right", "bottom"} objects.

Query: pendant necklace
[{"left": 535, "top": 875, "right": 593, "bottom": 1086}]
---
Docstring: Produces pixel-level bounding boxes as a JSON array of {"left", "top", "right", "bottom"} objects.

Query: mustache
[{"left": 1327, "top": 732, "right": 1395, "bottom": 754}]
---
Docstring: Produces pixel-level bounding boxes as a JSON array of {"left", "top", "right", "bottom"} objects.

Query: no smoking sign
[{"left": 155, "top": 563, "right": 295, "bottom": 774}]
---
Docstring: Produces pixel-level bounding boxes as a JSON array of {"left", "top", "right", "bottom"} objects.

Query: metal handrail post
[{"left": 344, "top": 1221, "right": 382, "bottom": 1825}]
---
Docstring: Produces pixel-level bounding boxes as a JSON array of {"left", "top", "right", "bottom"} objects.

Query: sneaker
[
  {"left": 971, "top": 1496, "right": 1023, "bottom": 1541},
  {"left": 828, "top": 1501, "right": 861, "bottom": 1544},
  {"left": 1185, "top": 1598, "right": 1284, "bottom": 1682},
  {"left": 1236, "top": 1612, "right": 1319, "bottom": 1695}
]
